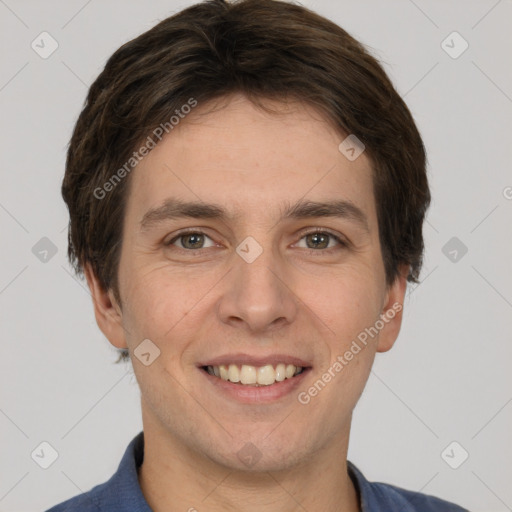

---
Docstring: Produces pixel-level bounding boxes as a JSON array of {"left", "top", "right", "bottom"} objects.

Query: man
[{"left": 47, "top": 0, "right": 468, "bottom": 510}]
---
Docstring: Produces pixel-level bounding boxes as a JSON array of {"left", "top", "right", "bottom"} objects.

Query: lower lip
[{"left": 199, "top": 367, "right": 311, "bottom": 404}]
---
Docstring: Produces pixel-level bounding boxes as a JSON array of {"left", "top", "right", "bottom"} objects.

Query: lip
[
  {"left": 199, "top": 365, "right": 312, "bottom": 404},
  {"left": 198, "top": 353, "right": 312, "bottom": 368}
]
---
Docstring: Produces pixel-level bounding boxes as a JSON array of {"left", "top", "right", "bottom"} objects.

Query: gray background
[{"left": 1, "top": 0, "right": 511, "bottom": 511}]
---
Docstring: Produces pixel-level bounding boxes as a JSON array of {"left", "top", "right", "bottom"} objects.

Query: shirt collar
[{"left": 102, "top": 431, "right": 392, "bottom": 511}]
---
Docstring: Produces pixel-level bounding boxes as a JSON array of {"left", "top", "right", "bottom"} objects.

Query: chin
[{"left": 195, "top": 428, "right": 316, "bottom": 474}]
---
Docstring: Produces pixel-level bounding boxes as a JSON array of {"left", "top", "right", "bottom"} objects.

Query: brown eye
[
  {"left": 166, "top": 231, "right": 215, "bottom": 250},
  {"left": 305, "top": 232, "right": 330, "bottom": 249},
  {"left": 297, "top": 230, "right": 346, "bottom": 251}
]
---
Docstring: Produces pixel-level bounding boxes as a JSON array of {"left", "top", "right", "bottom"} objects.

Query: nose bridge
[
  {"left": 237, "top": 239, "right": 280, "bottom": 295},
  {"left": 217, "top": 234, "right": 297, "bottom": 332}
]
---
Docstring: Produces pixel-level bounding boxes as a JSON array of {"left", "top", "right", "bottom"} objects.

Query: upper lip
[{"left": 198, "top": 353, "right": 312, "bottom": 368}]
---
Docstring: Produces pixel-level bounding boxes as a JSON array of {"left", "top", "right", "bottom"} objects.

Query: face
[{"left": 88, "top": 93, "right": 406, "bottom": 472}]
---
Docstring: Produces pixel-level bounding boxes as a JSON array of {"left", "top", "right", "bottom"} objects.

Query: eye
[
  {"left": 164, "top": 228, "right": 348, "bottom": 253},
  {"left": 295, "top": 230, "right": 347, "bottom": 251},
  {"left": 166, "top": 230, "right": 216, "bottom": 250}
]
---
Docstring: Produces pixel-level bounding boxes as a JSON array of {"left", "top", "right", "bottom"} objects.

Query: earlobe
[
  {"left": 84, "top": 263, "right": 128, "bottom": 351},
  {"left": 376, "top": 265, "right": 408, "bottom": 353}
]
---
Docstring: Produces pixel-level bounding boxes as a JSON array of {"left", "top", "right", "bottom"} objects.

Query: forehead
[{"left": 127, "top": 94, "right": 377, "bottom": 227}]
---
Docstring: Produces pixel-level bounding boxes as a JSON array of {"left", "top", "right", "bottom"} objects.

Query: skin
[{"left": 85, "top": 93, "right": 408, "bottom": 512}]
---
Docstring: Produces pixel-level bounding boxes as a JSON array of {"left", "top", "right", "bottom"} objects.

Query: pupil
[
  {"left": 309, "top": 233, "right": 328, "bottom": 249},
  {"left": 185, "top": 234, "right": 203, "bottom": 248}
]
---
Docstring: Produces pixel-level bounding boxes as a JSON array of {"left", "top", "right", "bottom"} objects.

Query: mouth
[
  {"left": 201, "top": 363, "right": 306, "bottom": 386},
  {"left": 197, "top": 354, "right": 312, "bottom": 403}
]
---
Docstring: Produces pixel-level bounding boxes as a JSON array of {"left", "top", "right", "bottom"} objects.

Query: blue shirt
[{"left": 46, "top": 431, "right": 469, "bottom": 511}]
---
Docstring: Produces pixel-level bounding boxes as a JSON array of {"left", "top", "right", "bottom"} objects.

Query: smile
[{"left": 203, "top": 363, "right": 304, "bottom": 386}]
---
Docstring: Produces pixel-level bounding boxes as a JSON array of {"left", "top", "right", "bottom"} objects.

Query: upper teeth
[{"left": 206, "top": 363, "right": 303, "bottom": 386}]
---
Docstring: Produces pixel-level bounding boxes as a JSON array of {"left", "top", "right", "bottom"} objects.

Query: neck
[{"left": 138, "top": 412, "right": 360, "bottom": 512}]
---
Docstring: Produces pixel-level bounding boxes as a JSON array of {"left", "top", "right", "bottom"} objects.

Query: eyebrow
[{"left": 139, "top": 197, "right": 370, "bottom": 233}]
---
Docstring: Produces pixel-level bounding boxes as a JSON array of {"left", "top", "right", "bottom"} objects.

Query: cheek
[
  {"left": 121, "top": 270, "right": 183, "bottom": 341},
  {"left": 310, "top": 269, "right": 382, "bottom": 338},
  {"left": 305, "top": 271, "right": 383, "bottom": 397},
  {"left": 121, "top": 265, "right": 218, "bottom": 361}
]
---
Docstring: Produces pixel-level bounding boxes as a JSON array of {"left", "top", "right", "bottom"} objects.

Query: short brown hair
[{"left": 63, "top": 0, "right": 430, "bottom": 361}]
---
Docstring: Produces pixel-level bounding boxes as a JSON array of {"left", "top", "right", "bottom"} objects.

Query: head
[{"left": 63, "top": 0, "right": 430, "bottom": 471}]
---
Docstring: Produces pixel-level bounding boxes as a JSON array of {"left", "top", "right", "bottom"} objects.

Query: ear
[
  {"left": 376, "top": 264, "right": 409, "bottom": 353},
  {"left": 84, "top": 263, "right": 128, "bottom": 351}
]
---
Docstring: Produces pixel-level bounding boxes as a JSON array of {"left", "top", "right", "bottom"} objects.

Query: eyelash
[{"left": 165, "top": 228, "right": 348, "bottom": 255}]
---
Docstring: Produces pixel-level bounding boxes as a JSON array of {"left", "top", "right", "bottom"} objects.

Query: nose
[{"left": 216, "top": 241, "right": 298, "bottom": 334}]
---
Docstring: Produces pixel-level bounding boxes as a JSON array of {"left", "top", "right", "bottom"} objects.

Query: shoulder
[
  {"left": 44, "top": 480, "right": 108, "bottom": 511},
  {"left": 348, "top": 461, "right": 469, "bottom": 512},
  {"left": 369, "top": 480, "right": 470, "bottom": 511},
  {"left": 45, "top": 431, "right": 147, "bottom": 512}
]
